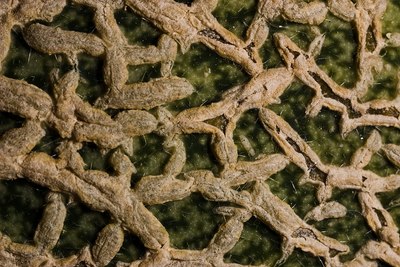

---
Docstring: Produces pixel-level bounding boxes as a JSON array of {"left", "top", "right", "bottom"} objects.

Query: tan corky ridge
[{"left": 1, "top": 0, "right": 400, "bottom": 266}]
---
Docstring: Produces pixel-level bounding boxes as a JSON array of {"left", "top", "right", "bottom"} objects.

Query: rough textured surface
[{"left": 1, "top": 0, "right": 400, "bottom": 266}]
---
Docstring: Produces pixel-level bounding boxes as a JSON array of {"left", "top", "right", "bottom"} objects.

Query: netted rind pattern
[{"left": 1, "top": 0, "right": 400, "bottom": 266}]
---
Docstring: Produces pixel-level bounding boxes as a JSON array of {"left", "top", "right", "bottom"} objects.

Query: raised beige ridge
[{"left": 1, "top": 0, "right": 400, "bottom": 266}]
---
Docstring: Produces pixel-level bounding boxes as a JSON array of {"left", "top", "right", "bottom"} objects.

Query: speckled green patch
[
  {"left": 0, "top": 112, "right": 25, "bottom": 135},
  {"left": 378, "top": 188, "right": 400, "bottom": 233},
  {"left": 213, "top": 0, "right": 257, "bottom": 39},
  {"left": 1, "top": 0, "right": 400, "bottom": 266},
  {"left": 0, "top": 180, "right": 47, "bottom": 243},
  {"left": 314, "top": 189, "right": 377, "bottom": 262},
  {"left": 76, "top": 54, "right": 106, "bottom": 105},
  {"left": 234, "top": 109, "right": 281, "bottom": 161},
  {"left": 127, "top": 64, "right": 160, "bottom": 84},
  {"left": 131, "top": 133, "right": 170, "bottom": 179},
  {"left": 365, "top": 153, "right": 398, "bottom": 177},
  {"left": 168, "top": 44, "right": 250, "bottom": 112},
  {"left": 317, "top": 14, "right": 357, "bottom": 88},
  {"left": 53, "top": 202, "right": 109, "bottom": 257},
  {"left": 108, "top": 233, "right": 145, "bottom": 266},
  {"left": 284, "top": 249, "right": 324, "bottom": 267},
  {"left": 50, "top": 1, "right": 96, "bottom": 33},
  {"left": 33, "top": 127, "right": 62, "bottom": 156},
  {"left": 79, "top": 142, "right": 112, "bottom": 172},
  {"left": 115, "top": 8, "right": 162, "bottom": 46},
  {"left": 270, "top": 82, "right": 371, "bottom": 166},
  {"left": 383, "top": 1, "right": 400, "bottom": 35},
  {"left": 224, "top": 217, "right": 282, "bottom": 266},
  {"left": 268, "top": 164, "right": 318, "bottom": 218},
  {"left": 1, "top": 30, "right": 68, "bottom": 93},
  {"left": 148, "top": 193, "right": 224, "bottom": 250},
  {"left": 182, "top": 133, "right": 221, "bottom": 175}
]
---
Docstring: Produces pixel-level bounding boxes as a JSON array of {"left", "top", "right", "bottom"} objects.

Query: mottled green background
[{"left": 1, "top": 0, "right": 400, "bottom": 266}]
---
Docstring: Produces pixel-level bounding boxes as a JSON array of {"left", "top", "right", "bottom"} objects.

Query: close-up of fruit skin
[{"left": 1, "top": 0, "right": 400, "bottom": 266}]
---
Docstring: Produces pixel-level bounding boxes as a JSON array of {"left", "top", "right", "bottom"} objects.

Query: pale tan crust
[{"left": 0, "top": 0, "right": 400, "bottom": 266}]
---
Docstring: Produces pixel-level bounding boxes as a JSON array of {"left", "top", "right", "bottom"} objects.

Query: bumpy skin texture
[{"left": 1, "top": 0, "right": 400, "bottom": 266}]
